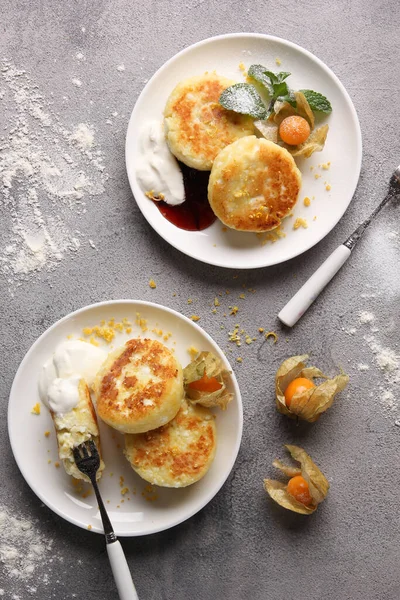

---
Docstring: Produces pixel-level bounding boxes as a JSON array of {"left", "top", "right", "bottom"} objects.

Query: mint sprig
[
  {"left": 248, "top": 65, "right": 293, "bottom": 112},
  {"left": 219, "top": 66, "right": 332, "bottom": 120},
  {"left": 300, "top": 90, "right": 332, "bottom": 113}
]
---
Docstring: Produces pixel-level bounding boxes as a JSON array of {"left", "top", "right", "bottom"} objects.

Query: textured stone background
[{"left": 1, "top": 1, "right": 400, "bottom": 599}]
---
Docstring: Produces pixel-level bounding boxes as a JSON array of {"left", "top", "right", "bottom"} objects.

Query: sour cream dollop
[
  {"left": 39, "top": 340, "right": 107, "bottom": 413},
  {"left": 136, "top": 121, "right": 185, "bottom": 206},
  {"left": 47, "top": 375, "right": 81, "bottom": 414}
]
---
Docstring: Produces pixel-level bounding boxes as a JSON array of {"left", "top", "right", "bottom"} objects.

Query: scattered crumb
[
  {"left": 44, "top": 431, "right": 50, "bottom": 437},
  {"left": 321, "top": 162, "right": 331, "bottom": 170},
  {"left": 275, "top": 57, "right": 281, "bottom": 66},
  {"left": 187, "top": 298, "right": 193, "bottom": 304},
  {"left": 142, "top": 484, "right": 158, "bottom": 502},
  {"left": 265, "top": 331, "right": 278, "bottom": 344},
  {"left": 238, "top": 62, "right": 246, "bottom": 71},
  {"left": 54, "top": 462, "right": 60, "bottom": 468},
  {"left": 87, "top": 524, "right": 92, "bottom": 530},
  {"left": 314, "top": 174, "right": 321, "bottom": 179},
  {"left": 149, "top": 279, "right": 157, "bottom": 289},
  {"left": 303, "top": 196, "right": 311, "bottom": 207},
  {"left": 190, "top": 315, "right": 200, "bottom": 322},
  {"left": 239, "top": 293, "right": 246, "bottom": 300},
  {"left": 121, "top": 487, "right": 129, "bottom": 496},
  {"left": 325, "top": 184, "right": 331, "bottom": 191},
  {"left": 72, "top": 78, "right": 82, "bottom": 87},
  {"left": 293, "top": 218, "right": 308, "bottom": 230},
  {"left": 187, "top": 346, "right": 199, "bottom": 360},
  {"left": 136, "top": 313, "right": 148, "bottom": 332},
  {"left": 358, "top": 363, "right": 369, "bottom": 372},
  {"left": 117, "top": 64, "right": 125, "bottom": 72},
  {"left": 230, "top": 306, "right": 239, "bottom": 316},
  {"left": 258, "top": 327, "right": 264, "bottom": 333},
  {"left": 214, "top": 297, "right": 220, "bottom": 307},
  {"left": 31, "top": 403, "right": 41, "bottom": 415},
  {"left": 236, "top": 357, "right": 243, "bottom": 363}
]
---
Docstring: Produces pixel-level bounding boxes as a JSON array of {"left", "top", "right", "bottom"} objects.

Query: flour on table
[
  {"left": 71, "top": 78, "right": 82, "bottom": 87},
  {"left": 0, "top": 61, "right": 108, "bottom": 292},
  {"left": 359, "top": 311, "right": 374, "bottom": 324},
  {"left": 0, "top": 505, "right": 63, "bottom": 593}
]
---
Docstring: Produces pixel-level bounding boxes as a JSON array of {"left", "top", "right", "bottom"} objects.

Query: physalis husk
[
  {"left": 183, "top": 351, "right": 233, "bottom": 410},
  {"left": 264, "top": 445, "right": 329, "bottom": 515},
  {"left": 276, "top": 354, "right": 349, "bottom": 422}
]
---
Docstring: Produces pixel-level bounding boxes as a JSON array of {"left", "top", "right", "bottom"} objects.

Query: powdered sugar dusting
[
  {"left": 0, "top": 506, "right": 63, "bottom": 592},
  {"left": 359, "top": 311, "right": 374, "bottom": 324},
  {"left": 0, "top": 61, "right": 108, "bottom": 291}
]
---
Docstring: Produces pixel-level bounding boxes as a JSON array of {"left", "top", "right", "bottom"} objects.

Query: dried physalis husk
[
  {"left": 264, "top": 444, "right": 329, "bottom": 515},
  {"left": 288, "top": 124, "right": 329, "bottom": 158},
  {"left": 183, "top": 351, "right": 233, "bottom": 410},
  {"left": 276, "top": 354, "right": 349, "bottom": 422},
  {"left": 255, "top": 93, "right": 327, "bottom": 158}
]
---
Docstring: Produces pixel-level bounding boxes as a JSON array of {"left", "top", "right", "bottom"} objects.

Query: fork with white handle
[
  {"left": 278, "top": 164, "right": 400, "bottom": 327},
  {"left": 73, "top": 440, "right": 139, "bottom": 600}
]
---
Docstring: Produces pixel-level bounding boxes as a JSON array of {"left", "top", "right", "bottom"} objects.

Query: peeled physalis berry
[
  {"left": 287, "top": 475, "right": 313, "bottom": 506},
  {"left": 284, "top": 377, "right": 315, "bottom": 407},
  {"left": 279, "top": 115, "right": 311, "bottom": 145}
]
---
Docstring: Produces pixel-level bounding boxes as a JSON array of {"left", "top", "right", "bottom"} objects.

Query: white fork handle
[
  {"left": 278, "top": 244, "right": 351, "bottom": 327},
  {"left": 107, "top": 540, "right": 139, "bottom": 600}
]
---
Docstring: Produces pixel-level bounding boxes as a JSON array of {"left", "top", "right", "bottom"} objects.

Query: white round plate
[
  {"left": 126, "top": 33, "right": 362, "bottom": 269},
  {"left": 8, "top": 300, "right": 243, "bottom": 536}
]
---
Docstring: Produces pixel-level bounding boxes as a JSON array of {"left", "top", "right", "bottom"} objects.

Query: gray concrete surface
[{"left": 1, "top": 1, "right": 400, "bottom": 599}]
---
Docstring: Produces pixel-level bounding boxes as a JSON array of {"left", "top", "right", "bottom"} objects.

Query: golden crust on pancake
[
  {"left": 53, "top": 379, "right": 105, "bottom": 482},
  {"left": 124, "top": 399, "right": 217, "bottom": 487},
  {"left": 164, "top": 73, "right": 254, "bottom": 171},
  {"left": 94, "top": 338, "right": 183, "bottom": 434},
  {"left": 208, "top": 135, "right": 302, "bottom": 232}
]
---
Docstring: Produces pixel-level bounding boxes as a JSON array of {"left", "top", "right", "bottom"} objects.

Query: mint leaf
[
  {"left": 263, "top": 71, "right": 291, "bottom": 85},
  {"left": 300, "top": 89, "right": 332, "bottom": 113},
  {"left": 247, "top": 64, "right": 274, "bottom": 94},
  {"left": 219, "top": 83, "right": 268, "bottom": 119}
]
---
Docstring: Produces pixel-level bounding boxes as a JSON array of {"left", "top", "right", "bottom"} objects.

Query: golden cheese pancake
[
  {"left": 124, "top": 399, "right": 217, "bottom": 487},
  {"left": 208, "top": 135, "right": 302, "bottom": 232},
  {"left": 94, "top": 338, "right": 183, "bottom": 434},
  {"left": 164, "top": 73, "right": 254, "bottom": 171},
  {"left": 53, "top": 379, "right": 105, "bottom": 482}
]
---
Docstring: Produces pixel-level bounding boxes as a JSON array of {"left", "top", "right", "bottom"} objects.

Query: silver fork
[
  {"left": 73, "top": 440, "right": 139, "bottom": 600},
  {"left": 278, "top": 165, "right": 400, "bottom": 327}
]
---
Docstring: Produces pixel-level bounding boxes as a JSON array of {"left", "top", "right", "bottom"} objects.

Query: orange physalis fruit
[
  {"left": 284, "top": 377, "right": 315, "bottom": 408},
  {"left": 188, "top": 372, "right": 223, "bottom": 393},
  {"left": 279, "top": 115, "right": 311, "bottom": 146},
  {"left": 287, "top": 475, "right": 313, "bottom": 506}
]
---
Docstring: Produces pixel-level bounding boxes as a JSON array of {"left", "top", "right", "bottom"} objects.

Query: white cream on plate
[
  {"left": 47, "top": 375, "right": 81, "bottom": 414},
  {"left": 136, "top": 120, "right": 185, "bottom": 206},
  {"left": 39, "top": 340, "right": 107, "bottom": 413}
]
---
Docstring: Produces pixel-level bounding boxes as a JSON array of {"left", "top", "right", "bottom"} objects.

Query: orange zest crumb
[
  {"left": 31, "top": 403, "right": 41, "bottom": 415},
  {"left": 293, "top": 218, "right": 308, "bottom": 230},
  {"left": 149, "top": 279, "right": 157, "bottom": 289},
  {"left": 44, "top": 431, "right": 50, "bottom": 437},
  {"left": 54, "top": 462, "right": 60, "bottom": 468},
  {"left": 190, "top": 315, "right": 200, "bottom": 322},
  {"left": 303, "top": 197, "right": 311, "bottom": 207},
  {"left": 187, "top": 346, "right": 199, "bottom": 360}
]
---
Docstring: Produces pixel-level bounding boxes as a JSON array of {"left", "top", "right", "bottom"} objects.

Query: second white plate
[
  {"left": 8, "top": 300, "right": 243, "bottom": 536},
  {"left": 126, "top": 33, "right": 362, "bottom": 269}
]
